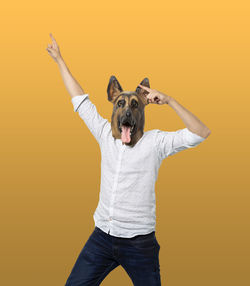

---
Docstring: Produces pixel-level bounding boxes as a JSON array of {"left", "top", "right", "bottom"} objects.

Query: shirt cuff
[
  {"left": 71, "top": 94, "right": 89, "bottom": 112},
  {"left": 184, "top": 128, "right": 206, "bottom": 143}
]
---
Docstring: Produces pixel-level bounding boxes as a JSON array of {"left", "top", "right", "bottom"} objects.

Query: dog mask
[{"left": 107, "top": 75, "right": 150, "bottom": 147}]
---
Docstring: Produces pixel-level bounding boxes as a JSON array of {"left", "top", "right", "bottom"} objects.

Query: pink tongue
[{"left": 121, "top": 125, "right": 131, "bottom": 143}]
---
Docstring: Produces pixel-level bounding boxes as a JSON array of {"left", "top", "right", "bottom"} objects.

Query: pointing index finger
[
  {"left": 138, "top": 84, "right": 151, "bottom": 92},
  {"left": 50, "top": 33, "right": 57, "bottom": 44}
]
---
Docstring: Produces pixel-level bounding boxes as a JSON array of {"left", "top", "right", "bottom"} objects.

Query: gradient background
[{"left": 0, "top": 0, "right": 249, "bottom": 285}]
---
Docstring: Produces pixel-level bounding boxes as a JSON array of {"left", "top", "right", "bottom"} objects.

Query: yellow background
[{"left": 0, "top": 0, "right": 249, "bottom": 285}]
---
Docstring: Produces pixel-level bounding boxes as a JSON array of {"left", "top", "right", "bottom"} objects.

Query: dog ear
[
  {"left": 107, "top": 75, "right": 123, "bottom": 103},
  {"left": 135, "top": 78, "right": 150, "bottom": 106}
]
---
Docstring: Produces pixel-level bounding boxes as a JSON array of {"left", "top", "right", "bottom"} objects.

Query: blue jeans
[{"left": 65, "top": 226, "right": 161, "bottom": 285}]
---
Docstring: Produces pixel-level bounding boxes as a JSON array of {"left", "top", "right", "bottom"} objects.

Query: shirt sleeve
[
  {"left": 154, "top": 127, "right": 206, "bottom": 160},
  {"left": 71, "top": 94, "right": 110, "bottom": 144}
]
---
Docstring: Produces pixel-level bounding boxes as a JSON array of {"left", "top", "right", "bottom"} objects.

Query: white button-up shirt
[{"left": 71, "top": 94, "right": 205, "bottom": 238}]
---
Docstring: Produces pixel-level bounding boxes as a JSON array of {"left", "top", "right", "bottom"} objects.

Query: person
[{"left": 46, "top": 33, "right": 211, "bottom": 286}]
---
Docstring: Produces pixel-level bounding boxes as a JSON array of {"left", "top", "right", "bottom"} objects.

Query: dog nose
[{"left": 126, "top": 110, "right": 131, "bottom": 117}]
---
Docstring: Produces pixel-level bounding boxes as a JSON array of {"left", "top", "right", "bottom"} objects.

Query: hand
[
  {"left": 46, "top": 33, "right": 62, "bottom": 62},
  {"left": 137, "top": 84, "right": 171, "bottom": 105}
]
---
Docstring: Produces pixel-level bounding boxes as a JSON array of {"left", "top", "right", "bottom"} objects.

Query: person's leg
[
  {"left": 117, "top": 231, "right": 161, "bottom": 286},
  {"left": 65, "top": 227, "right": 120, "bottom": 286}
]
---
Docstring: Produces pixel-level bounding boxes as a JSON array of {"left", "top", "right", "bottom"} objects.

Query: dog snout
[{"left": 126, "top": 110, "right": 131, "bottom": 118}]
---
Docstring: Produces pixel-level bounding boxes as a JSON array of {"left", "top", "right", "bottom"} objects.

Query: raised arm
[
  {"left": 155, "top": 96, "right": 211, "bottom": 160},
  {"left": 46, "top": 33, "right": 110, "bottom": 144},
  {"left": 70, "top": 94, "right": 110, "bottom": 144},
  {"left": 46, "top": 33, "right": 85, "bottom": 98},
  {"left": 154, "top": 127, "right": 206, "bottom": 160},
  {"left": 137, "top": 84, "right": 211, "bottom": 161}
]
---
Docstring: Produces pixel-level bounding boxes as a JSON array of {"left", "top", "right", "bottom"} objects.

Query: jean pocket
[
  {"left": 129, "top": 236, "right": 156, "bottom": 249},
  {"left": 130, "top": 233, "right": 160, "bottom": 249},
  {"left": 131, "top": 237, "right": 160, "bottom": 255}
]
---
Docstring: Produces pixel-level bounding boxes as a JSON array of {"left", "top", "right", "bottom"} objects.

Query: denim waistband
[{"left": 95, "top": 226, "right": 155, "bottom": 240}]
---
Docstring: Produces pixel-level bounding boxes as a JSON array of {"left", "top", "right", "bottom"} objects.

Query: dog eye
[
  {"left": 117, "top": 100, "right": 125, "bottom": 107},
  {"left": 131, "top": 100, "right": 138, "bottom": 108}
]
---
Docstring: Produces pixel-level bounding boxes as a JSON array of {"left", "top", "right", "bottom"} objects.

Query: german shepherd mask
[{"left": 107, "top": 75, "right": 150, "bottom": 147}]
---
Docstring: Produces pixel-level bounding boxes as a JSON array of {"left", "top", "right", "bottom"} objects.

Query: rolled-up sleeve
[
  {"left": 71, "top": 94, "right": 110, "bottom": 144},
  {"left": 154, "top": 127, "right": 205, "bottom": 160}
]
